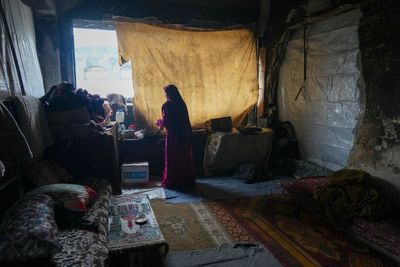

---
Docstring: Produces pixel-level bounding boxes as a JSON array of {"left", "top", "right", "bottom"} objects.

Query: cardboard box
[{"left": 121, "top": 162, "right": 149, "bottom": 184}]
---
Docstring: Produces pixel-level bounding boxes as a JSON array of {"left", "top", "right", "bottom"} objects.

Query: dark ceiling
[
  {"left": 132, "top": 0, "right": 260, "bottom": 12},
  {"left": 53, "top": 0, "right": 261, "bottom": 25},
  {"left": 24, "top": 0, "right": 304, "bottom": 32},
  {"left": 54, "top": 0, "right": 260, "bottom": 14}
]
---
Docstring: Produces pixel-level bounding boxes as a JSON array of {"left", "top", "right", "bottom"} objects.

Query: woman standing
[{"left": 157, "top": 84, "right": 195, "bottom": 189}]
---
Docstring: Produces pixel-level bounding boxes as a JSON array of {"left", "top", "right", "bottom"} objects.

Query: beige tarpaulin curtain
[{"left": 116, "top": 22, "right": 258, "bottom": 130}]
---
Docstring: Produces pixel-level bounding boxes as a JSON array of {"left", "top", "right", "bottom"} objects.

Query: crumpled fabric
[
  {"left": 43, "top": 82, "right": 106, "bottom": 124},
  {"left": 313, "top": 169, "right": 391, "bottom": 221}
]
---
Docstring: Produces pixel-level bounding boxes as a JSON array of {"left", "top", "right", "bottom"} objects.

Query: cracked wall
[{"left": 348, "top": 1, "right": 400, "bottom": 199}]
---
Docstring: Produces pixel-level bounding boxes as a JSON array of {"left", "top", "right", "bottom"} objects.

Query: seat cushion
[
  {"left": 0, "top": 194, "right": 61, "bottom": 263},
  {"left": 10, "top": 96, "right": 53, "bottom": 159},
  {"left": 0, "top": 102, "right": 32, "bottom": 169},
  {"left": 51, "top": 180, "right": 111, "bottom": 267}
]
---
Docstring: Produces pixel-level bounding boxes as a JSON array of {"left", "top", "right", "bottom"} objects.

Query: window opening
[{"left": 73, "top": 27, "right": 134, "bottom": 99}]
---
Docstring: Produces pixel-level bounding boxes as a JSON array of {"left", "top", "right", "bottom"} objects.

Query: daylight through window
[{"left": 73, "top": 28, "right": 134, "bottom": 98}]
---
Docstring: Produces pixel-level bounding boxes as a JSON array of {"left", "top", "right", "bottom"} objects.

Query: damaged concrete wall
[
  {"left": 277, "top": 9, "right": 364, "bottom": 170},
  {"left": 348, "top": 1, "right": 400, "bottom": 194}
]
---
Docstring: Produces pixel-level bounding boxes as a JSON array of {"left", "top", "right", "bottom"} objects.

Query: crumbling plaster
[{"left": 348, "top": 1, "right": 400, "bottom": 193}]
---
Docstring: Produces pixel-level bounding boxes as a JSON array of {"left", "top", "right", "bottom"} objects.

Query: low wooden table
[{"left": 108, "top": 193, "right": 169, "bottom": 265}]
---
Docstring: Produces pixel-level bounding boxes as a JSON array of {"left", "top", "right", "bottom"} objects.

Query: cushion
[
  {"left": 23, "top": 158, "right": 73, "bottom": 186},
  {"left": 26, "top": 184, "right": 97, "bottom": 212},
  {"left": 0, "top": 102, "right": 32, "bottom": 169},
  {"left": 51, "top": 182, "right": 111, "bottom": 267},
  {"left": 10, "top": 96, "right": 54, "bottom": 159},
  {"left": 0, "top": 194, "right": 61, "bottom": 263}
]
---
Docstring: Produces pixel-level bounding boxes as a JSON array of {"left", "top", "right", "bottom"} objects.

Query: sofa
[{"left": 0, "top": 96, "right": 120, "bottom": 266}]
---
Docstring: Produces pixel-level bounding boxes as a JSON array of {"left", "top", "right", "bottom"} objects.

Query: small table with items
[{"left": 107, "top": 193, "right": 169, "bottom": 265}]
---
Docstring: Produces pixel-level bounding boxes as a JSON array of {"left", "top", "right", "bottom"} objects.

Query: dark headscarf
[
  {"left": 164, "top": 84, "right": 184, "bottom": 105},
  {"left": 162, "top": 84, "right": 191, "bottom": 141}
]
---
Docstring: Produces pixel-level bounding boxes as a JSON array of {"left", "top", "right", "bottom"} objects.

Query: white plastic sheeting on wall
[
  {"left": 277, "top": 9, "right": 363, "bottom": 170},
  {"left": 2, "top": 0, "right": 45, "bottom": 97}
]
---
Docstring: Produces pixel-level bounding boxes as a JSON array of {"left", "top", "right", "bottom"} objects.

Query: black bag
[
  {"left": 272, "top": 121, "right": 300, "bottom": 159},
  {"left": 209, "top": 116, "right": 233, "bottom": 133}
]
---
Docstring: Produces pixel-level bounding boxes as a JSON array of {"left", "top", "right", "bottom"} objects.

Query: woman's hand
[{"left": 156, "top": 119, "right": 164, "bottom": 129}]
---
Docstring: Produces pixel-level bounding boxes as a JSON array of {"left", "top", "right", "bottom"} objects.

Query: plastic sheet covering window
[
  {"left": 2, "top": 0, "right": 44, "bottom": 97},
  {"left": 277, "top": 9, "right": 363, "bottom": 170},
  {"left": 0, "top": 22, "right": 11, "bottom": 95},
  {"left": 0, "top": 4, "right": 21, "bottom": 96},
  {"left": 116, "top": 23, "right": 258, "bottom": 130}
]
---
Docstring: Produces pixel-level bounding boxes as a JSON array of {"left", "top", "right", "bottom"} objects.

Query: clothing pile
[
  {"left": 39, "top": 82, "right": 119, "bottom": 192},
  {"left": 41, "top": 82, "right": 108, "bottom": 124},
  {"left": 40, "top": 82, "right": 110, "bottom": 147},
  {"left": 313, "top": 169, "right": 391, "bottom": 221}
]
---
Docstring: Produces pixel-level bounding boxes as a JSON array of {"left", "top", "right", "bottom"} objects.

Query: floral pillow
[
  {"left": 26, "top": 183, "right": 97, "bottom": 212},
  {"left": 0, "top": 194, "right": 61, "bottom": 263}
]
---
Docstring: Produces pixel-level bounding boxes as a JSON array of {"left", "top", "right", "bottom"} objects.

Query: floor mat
[
  {"left": 123, "top": 187, "right": 166, "bottom": 200},
  {"left": 151, "top": 199, "right": 231, "bottom": 252},
  {"left": 164, "top": 187, "right": 203, "bottom": 204},
  {"left": 161, "top": 177, "right": 287, "bottom": 204},
  {"left": 122, "top": 175, "right": 290, "bottom": 204},
  {"left": 196, "top": 177, "right": 285, "bottom": 200},
  {"left": 207, "top": 195, "right": 397, "bottom": 267},
  {"left": 122, "top": 177, "right": 166, "bottom": 199},
  {"left": 165, "top": 243, "right": 282, "bottom": 267}
]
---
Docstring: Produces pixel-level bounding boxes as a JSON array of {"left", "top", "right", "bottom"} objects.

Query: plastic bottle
[{"left": 116, "top": 109, "right": 125, "bottom": 123}]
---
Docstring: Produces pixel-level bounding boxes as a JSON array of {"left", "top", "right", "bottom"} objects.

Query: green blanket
[{"left": 313, "top": 169, "right": 391, "bottom": 221}]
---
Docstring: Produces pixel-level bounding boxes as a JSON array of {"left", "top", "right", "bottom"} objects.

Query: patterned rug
[
  {"left": 207, "top": 195, "right": 397, "bottom": 267},
  {"left": 151, "top": 199, "right": 231, "bottom": 252}
]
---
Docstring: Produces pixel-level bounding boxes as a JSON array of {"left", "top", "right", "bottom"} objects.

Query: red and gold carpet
[{"left": 207, "top": 195, "right": 396, "bottom": 267}]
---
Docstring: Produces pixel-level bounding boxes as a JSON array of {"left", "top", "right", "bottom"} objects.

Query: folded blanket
[
  {"left": 0, "top": 102, "right": 32, "bottom": 169},
  {"left": 314, "top": 169, "right": 391, "bottom": 221}
]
